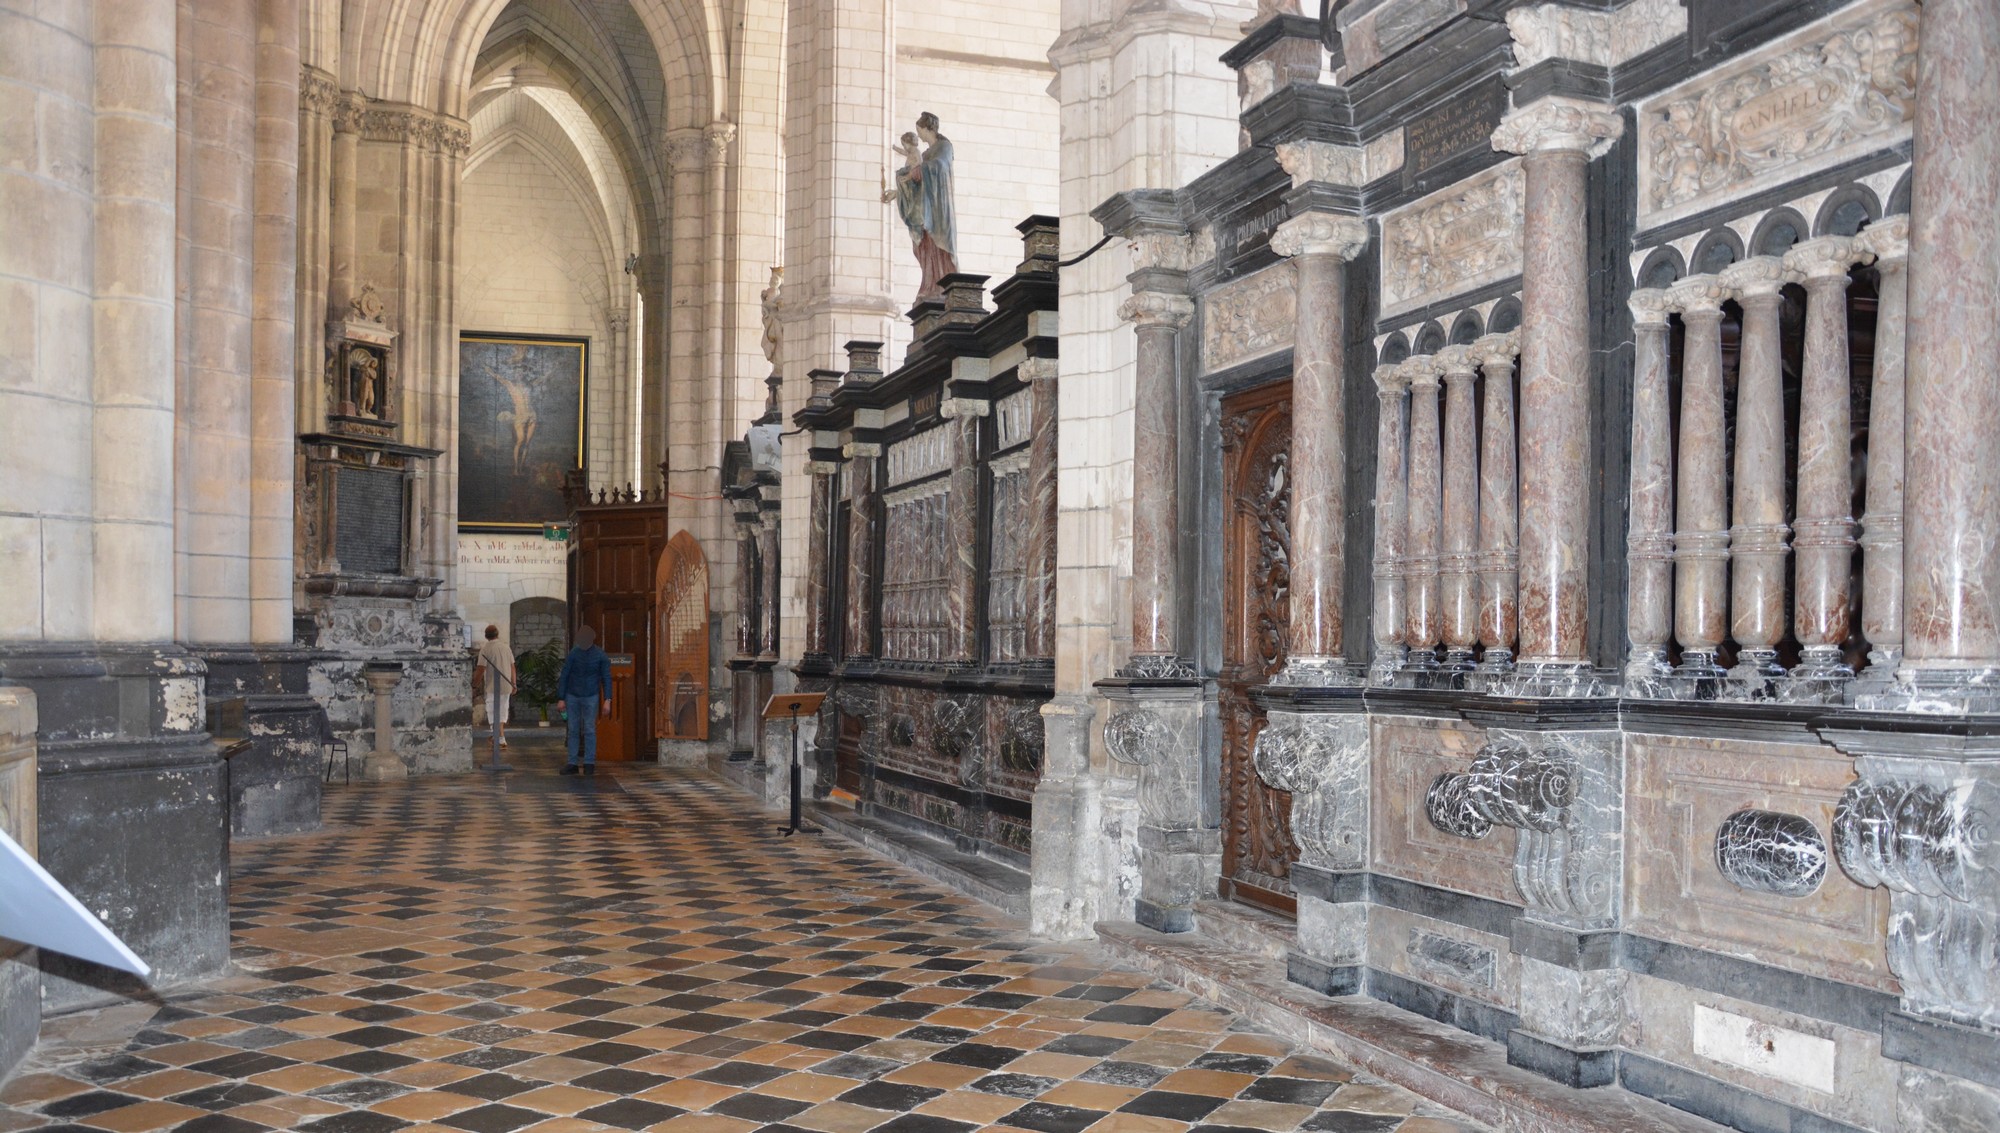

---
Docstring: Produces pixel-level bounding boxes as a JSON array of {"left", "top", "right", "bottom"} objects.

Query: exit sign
[{"left": 541, "top": 524, "right": 570, "bottom": 542}]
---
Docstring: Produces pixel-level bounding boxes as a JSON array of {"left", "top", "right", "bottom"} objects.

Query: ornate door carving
[
  {"left": 656, "top": 530, "right": 709, "bottom": 740},
  {"left": 1220, "top": 382, "right": 1297, "bottom": 914}
]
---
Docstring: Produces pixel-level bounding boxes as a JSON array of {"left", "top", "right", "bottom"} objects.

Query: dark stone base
[
  {"left": 1286, "top": 951, "right": 1360, "bottom": 995},
  {"left": 1372, "top": 967, "right": 1518, "bottom": 1044},
  {"left": 1135, "top": 898, "right": 1195, "bottom": 934},
  {"left": 0, "top": 946, "right": 33, "bottom": 1077},
  {"left": 1882, "top": 1010, "right": 2000, "bottom": 1092},
  {"left": 1509, "top": 1029, "right": 1617, "bottom": 1089},
  {"left": 200, "top": 644, "right": 323, "bottom": 837}
]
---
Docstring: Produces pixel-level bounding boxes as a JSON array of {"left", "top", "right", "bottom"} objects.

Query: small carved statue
[
  {"left": 353, "top": 350, "right": 381, "bottom": 417},
  {"left": 882, "top": 112, "right": 958, "bottom": 303},
  {"left": 760, "top": 267, "right": 783, "bottom": 370}
]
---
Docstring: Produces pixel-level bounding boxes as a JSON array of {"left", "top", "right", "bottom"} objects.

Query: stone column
[
  {"left": 662, "top": 131, "right": 710, "bottom": 515},
  {"left": 1438, "top": 347, "right": 1481, "bottom": 674},
  {"left": 1402, "top": 357, "right": 1444, "bottom": 674},
  {"left": 1785, "top": 236, "right": 1873, "bottom": 699},
  {"left": 360, "top": 665, "right": 406, "bottom": 781},
  {"left": 803, "top": 460, "right": 838, "bottom": 659},
  {"left": 1668, "top": 274, "right": 1733, "bottom": 684},
  {"left": 843, "top": 442, "right": 882, "bottom": 659},
  {"left": 702, "top": 123, "right": 737, "bottom": 522},
  {"left": 1899, "top": 0, "right": 2000, "bottom": 706},
  {"left": 1492, "top": 99, "right": 1623, "bottom": 690},
  {"left": 249, "top": 0, "right": 299, "bottom": 644},
  {"left": 1269, "top": 213, "right": 1368, "bottom": 683},
  {"left": 1854, "top": 217, "right": 1911, "bottom": 695},
  {"left": 943, "top": 396, "right": 990, "bottom": 664},
  {"left": 1475, "top": 333, "right": 1520, "bottom": 679},
  {"left": 757, "top": 503, "right": 781, "bottom": 662},
  {"left": 1369, "top": 364, "right": 1409, "bottom": 683},
  {"left": 326, "top": 94, "right": 363, "bottom": 325},
  {"left": 607, "top": 310, "right": 632, "bottom": 483},
  {"left": 1118, "top": 289, "right": 1196, "bottom": 674},
  {"left": 1022, "top": 357, "right": 1060, "bottom": 661},
  {"left": 734, "top": 504, "right": 761, "bottom": 658},
  {"left": 1623, "top": 292, "right": 1674, "bottom": 691},
  {"left": 1721, "top": 257, "right": 1795, "bottom": 692}
]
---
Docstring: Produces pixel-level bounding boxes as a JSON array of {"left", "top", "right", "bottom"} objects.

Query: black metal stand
[{"left": 779, "top": 706, "right": 818, "bottom": 836}]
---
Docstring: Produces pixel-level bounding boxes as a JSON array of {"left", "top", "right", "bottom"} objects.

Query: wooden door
[
  {"left": 1218, "top": 382, "right": 1297, "bottom": 915},
  {"left": 592, "top": 605, "right": 647, "bottom": 760},
  {"left": 656, "top": 531, "right": 709, "bottom": 740}
]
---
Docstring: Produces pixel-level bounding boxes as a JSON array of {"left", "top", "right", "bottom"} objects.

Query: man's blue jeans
[{"left": 565, "top": 695, "right": 599, "bottom": 765}]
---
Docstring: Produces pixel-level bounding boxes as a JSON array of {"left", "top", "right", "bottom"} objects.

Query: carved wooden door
[
  {"left": 1219, "top": 382, "right": 1297, "bottom": 915},
  {"left": 655, "top": 531, "right": 709, "bottom": 740}
]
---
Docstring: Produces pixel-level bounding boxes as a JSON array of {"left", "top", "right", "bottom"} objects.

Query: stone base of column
[
  {"left": 1720, "top": 649, "right": 1784, "bottom": 701},
  {"left": 1846, "top": 648, "right": 1904, "bottom": 704},
  {"left": 1288, "top": 863, "right": 1368, "bottom": 996},
  {"left": 1270, "top": 656, "right": 1363, "bottom": 688},
  {"left": 198, "top": 644, "right": 323, "bottom": 836},
  {"left": 1779, "top": 646, "right": 1851, "bottom": 704},
  {"left": 1851, "top": 666, "right": 2000, "bottom": 714},
  {"left": 1100, "top": 679, "right": 1212, "bottom": 934},
  {"left": 360, "top": 749, "right": 409, "bottom": 781},
  {"left": 1508, "top": 937, "right": 1624, "bottom": 1089},
  {"left": 1029, "top": 696, "right": 1128, "bottom": 940},
  {"left": 1367, "top": 646, "right": 1406, "bottom": 687},
  {"left": 1496, "top": 661, "right": 1608, "bottom": 698},
  {"left": 1621, "top": 648, "right": 1673, "bottom": 699}
]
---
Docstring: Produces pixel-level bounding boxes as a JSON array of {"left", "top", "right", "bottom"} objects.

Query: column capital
[
  {"left": 1018, "top": 356, "right": 1059, "bottom": 382},
  {"left": 1129, "top": 231, "right": 1196, "bottom": 274},
  {"left": 1436, "top": 345, "right": 1478, "bottom": 380},
  {"left": 1668, "top": 272, "right": 1733, "bottom": 314},
  {"left": 1492, "top": 96, "right": 1624, "bottom": 158},
  {"left": 940, "top": 397, "right": 990, "bottom": 420},
  {"left": 1404, "top": 354, "right": 1445, "bottom": 390},
  {"left": 1472, "top": 330, "right": 1520, "bottom": 366},
  {"left": 1118, "top": 290, "right": 1194, "bottom": 330},
  {"left": 606, "top": 310, "right": 631, "bottom": 333},
  {"left": 702, "top": 120, "right": 737, "bottom": 161},
  {"left": 842, "top": 441, "right": 882, "bottom": 459},
  {"left": 664, "top": 128, "right": 707, "bottom": 173},
  {"left": 1374, "top": 361, "right": 1409, "bottom": 394},
  {"left": 1627, "top": 288, "right": 1675, "bottom": 327},
  {"left": 1784, "top": 234, "right": 1875, "bottom": 281},
  {"left": 1720, "top": 255, "right": 1799, "bottom": 299},
  {"left": 808, "top": 460, "right": 842, "bottom": 475},
  {"left": 1273, "top": 140, "right": 1365, "bottom": 189},
  {"left": 1858, "top": 214, "right": 1910, "bottom": 265},
  {"left": 1270, "top": 212, "right": 1369, "bottom": 260},
  {"left": 331, "top": 91, "right": 368, "bottom": 134}
]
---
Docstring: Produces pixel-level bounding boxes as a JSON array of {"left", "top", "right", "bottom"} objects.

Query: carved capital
[
  {"left": 606, "top": 310, "right": 631, "bottom": 333},
  {"left": 664, "top": 128, "right": 707, "bottom": 173},
  {"left": 331, "top": 91, "right": 368, "bottom": 134},
  {"left": 940, "top": 397, "right": 990, "bottom": 420},
  {"left": 1270, "top": 212, "right": 1369, "bottom": 261},
  {"left": 1128, "top": 231, "right": 1194, "bottom": 274},
  {"left": 1017, "top": 356, "right": 1058, "bottom": 383},
  {"left": 1719, "top": 255, "right": 1798, "bottom": 299},
  {"left": 1859, "top": 214, "right": 1910, "bottom": 265},
  {"left": 808, "top": 460, "right": 841, "bottom": 476},
  {"left": 1373, "top": 361, "right": 1409, "bottom": 395},
  {"left": 702, "top": 121, "right": 737, "bottom": 162},
  {"left": 1273, "top": 140, "right": 1365, "bottom": 189},
  {"left": 1491, "top": 96, "right": 1624, "bottom": 158},
  {"left": 1402, "top": 354, "right": 1444, "bottom": 391},
  {"left": 1626, "top": 286, "right": 1675, "bottom": 327},
  {"left": 1118, "top": 291, "right": 1194, "bottom": 331},
  {"left": 300, "top": 69, "right": 340, "bottom": 115},
  {"left": 1472, "top": 330, "right": 1520, "bottom": 369},
  {"left": 1784, "top": 234, "right": 1875, "bottom": 282},
  {"left": 1435, "top": 344, "right": 1478, "bottom": 380},
  {"left": 1667, "top": 272, "right": 1733, "bottom": 314},
  {"left": 841, "top": 441, "right": 882, "bottom": 459}
]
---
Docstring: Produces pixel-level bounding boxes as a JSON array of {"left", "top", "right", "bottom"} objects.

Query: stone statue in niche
[
  {"left": 352, "top": 348, "right": 383, "bottom": 417},
  {"left": 760, "top": 267, "right": 783, "bottom": 371},
  {"left": 882, "top": 112, "right": 958, "bottom": 303}
]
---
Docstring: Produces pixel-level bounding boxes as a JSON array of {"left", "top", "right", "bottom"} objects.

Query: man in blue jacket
[{"left": 555, "top": 625, "right": 613, "bottom": 775}]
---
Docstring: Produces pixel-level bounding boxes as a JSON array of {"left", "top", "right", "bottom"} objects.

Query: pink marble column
[
  {"left": 1623, "top": 292, "right": 1675, "bottom": 690},
  {"left": 1022, "top": 357, "right": 1060, "bottom": 661},
  {"left": 1369, "top": 364, "right": 1410, "bottom": 683},
  {"left": 1901, "top": 0, "right": 2000, "bottom": 699},
  {"left": 1668, "top": 275, "right": 1733, "bottom": 681},
  {"left": 1721, "top": 257, "right": 1796, "bottom": 690},
  {"left": 943, "top": 398, "right": 990, "bottom": 664},
  {"left": 1438, "top": 347, "right": 1481, "bottom": 673},
  {"left": 803, "top": 462, "right": 837, "bottom": 658},
  {"left": 1269, "top": 214, "right": 1369, "bottom": 683},
  {"left": 1785, "top": 236, "right": 1874, "bottom": 697},
  {"left": 1855, "top": 217, "right": 1911, "bottom": 691},
  {"left": 843, "top": 442, "right": 882, "bottom": 659},
  {"left": 1402, "top": 357, "right": 1444, "bottom": 672},
  {"left": 1492, "top": 99, "right": 1624, "bottom": 687},
  {"left": 1473, "top": 333, "right": 1520, "bottom": 677},
  {"left": 1119, "top": 290, "right": 1195, "bottom": 674}
]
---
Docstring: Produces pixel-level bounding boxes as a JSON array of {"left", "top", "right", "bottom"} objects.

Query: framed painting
[{"left": 458, "top": 332, "right": 587, "bottom": 530}]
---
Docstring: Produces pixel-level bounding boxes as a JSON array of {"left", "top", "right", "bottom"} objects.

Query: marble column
[
  {"left": 1269, "top": 213, "right": 1368, "bottom": 683},
  {"left": 1854, "top": 217, "right": 1911, "bottom": 694},
  {"left": 757, "top": 505, "right": 781, "bottom": 662},
  {"left": 1438, "top": 347, "right": 1481, "bottom": 673},
  {"left": 1402, "top": 357, "right": 1444, "bottom": 673},
  {"left": 1668, "top": 274, "right": 1733, "bottom": 683},
  {"left": 1721, "top": 257, "right": 1795, "bottom": 691},
  {"left": 1623, "top": 291, "right": 1675, "bottom": 691},
  {"left": 1899, "top": 0, "right": 2000, "bottom": 703},
  {"left": 943, "top": 397, "right": 990, "bottom": 664},
  {"left": 843, "top": 442, "right": 882, "bottom": 660},
  {"left": 1118, "top": 290, "right": 1195, "bottom": 675},
  {"left": 1492, "top": 99, "right": 1623, "bottom": 688},
  {"left": 1369, "top": 364, "right": 1409, "bottom": 683},
  {"left": 1785, "top": 236, "right": 1873, "bottom": 698},
  {"left": 1474, "top": 333, "right": 1520, "bottom": 678},
  {"left": 734, "top": 507, "right": 761, "bottom": 658},
  {"left": 803, "top": 462, "right": 838, "bottom": 658},
  {"left": 1022, "top": 357, "right": 1060, "bottom": 661}
]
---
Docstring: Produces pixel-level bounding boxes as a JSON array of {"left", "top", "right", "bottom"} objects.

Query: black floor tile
[
  {"left": 837, "top": 1079, "right": 946, "bottom": 1111},
  {"left": 998, "top": 1101, "right": 1108, "bottom": 1133},
  {"left": 1240, "top": 1076, "right": 1343, "bottom": 1106},
  {"left": 576, "top": 1098, "right": 689, "bottom": 1129},
  {"left": 1118, "top": 1090, "right": 1229, "bottom": 1120}
]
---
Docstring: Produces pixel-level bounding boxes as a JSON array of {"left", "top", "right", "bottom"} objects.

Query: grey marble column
[
  {"left": 1269, "top": 213, "right": 1368, "bottom": 684},
  {"left": 1369, "top": 364, "right": 1409, "bottom": 684},
  {"left": 1492, "top": 99, "right": 1623, "bottom": 690},
  {"left": 1854, "top": 217, "right": 1911, "bottom": 695},
  {"left": 757, "top": 507, "right": 781, "bottom": 662},
  {"left": 1402, "top": 357, "right": 1444, "bottom": 674},
  {"left": 1668, "top": 275, "right": 1733, "bottom": 683},
  {"left": 1624, "top": 292, "right": 1675, "bottom": 691},
  {"left": 734, "top": 508, "right": 761, "bottom": 658},
  {"left": 1438, "top": 347, "right": 1481, "bottom": 673},
  {"left": 1119, "top": 290, "right": 1195, "bottom": 676},
  {"left": 843, "top": 442, "right": 882, "bottom": 660},
  {"left": 1784, "top": 236, "right": 1873, "bottom": 699},
  {"left": 1022, "top": 357, "right": 1060, "bottom": 661},
  {"left": 1898, "top": 0, "right": 2000, "bottom": 705},
  {"left": 943, "top": 397, "right": 989, "bottom": 664},
  {"left": 802, "top": 463, "right": 837, "bottom": 658},
  {"left": 1474, "top": 333, "right": 1520, "bottom": 679},
  {"left": 1721, "top": 257, "right": 1795, "bottom": 692}
]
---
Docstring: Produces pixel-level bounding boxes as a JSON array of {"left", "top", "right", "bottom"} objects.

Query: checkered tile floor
[{"left": 2, "top": 751, "right": 1482, "bottom": 1133}]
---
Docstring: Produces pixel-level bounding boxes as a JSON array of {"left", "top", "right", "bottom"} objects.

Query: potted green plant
[{"left": 514, "top": 640, "right": 565, "bottom": 726}]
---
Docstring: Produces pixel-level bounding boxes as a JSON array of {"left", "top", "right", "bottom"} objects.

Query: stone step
[
  {"left": 1095, "top": 920, "right": 1728, "bottom": 1133},
  {"left": 1193, "top": 898, "right": 1294, "bottom": 959},
  {"left": 804, "top": 801, "right": 1030, "bottom": 918}
]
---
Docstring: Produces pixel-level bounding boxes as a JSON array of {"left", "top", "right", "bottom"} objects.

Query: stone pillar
[
  {"left": 803, "top": 460, "right": 837, "bottom": 659},
  {"left": 1720, "top": 257, "right": 1795, "bottom": 692},
  {"left": 1785, "top": 236, "right": 1873, "bottom": 699},
  {"left": 1438, "top": 347, "right": 1481, "bottom": 674},
  {"left": 1402, "top": 357, "right": 1444, "bottom": 674},
  {"left": 360, "top": 665, "right": 407, "bottom": 781},
  {"left": 1118, "top": 290, "right": 1196, "bottom": 673},
  {"left": 843, "top": 442, "right": 882, "bottom": 660},
  {"left": 607, "top": 309, "right": 632, "bottom": 483},
  {"left": 702, "top": 123, "right": 737, "bottom": 521},
  {"left": 1369, "top": 364, "right": 1410, "bottom": 683},
  {"left": 1269, "top": 213, "right": 1368, "bottom": 684},
  {"left": 1623, "top": 292, "right": 1674, "bottom": 691},
  {"left": 942, "top": 396, "right": 990, "bottom": 664},
  {"left": 663, "top": 131, "right": 710, "bottom": 517},
  {"left": 1854, "top": 217, "right": 1911, "bottom": 696},
  {"left": 1022, "top": 356, "right": 1060, "bottom": 661},
  {"left": 326, "top": 95, "right": 363, "bottom": 327},
  {"left": 248, "top": 0, "right": 299, "bottom": 644},
  {"left": 1475, "top": 333, "right": 1521, "bottom": 679},
  {"left": 1898, "top": 0, "right": 2000, "bottom": 707},
  {"left": 1492, "top": 98, "right": 1623, "bottom": 691},
  {"left": 1667, "top": 275, "right": 1732, "bottom": 684}
]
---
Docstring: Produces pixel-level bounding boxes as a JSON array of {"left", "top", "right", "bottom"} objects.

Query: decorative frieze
[
  {"left": 1714, "top": 809, "right": 1829, "bottom": 897},
  {"left": 1504, "top": 0, "right": 1687, "bottom": 71},
  {"left": 1200, "top": 261, "right": 1298, "bottom": 374},
  {"left": 993, "top": 388, "right": 1034, "bottom": 450},
  {"left": 886, "top": 428, "right": 952, "bottom": 485},
  {"left": 1380, "top": 159, "right": 1524, "bottom": 315},
  {"left": 1636, "top": 0, "right": 1917, "bottom": 224}
]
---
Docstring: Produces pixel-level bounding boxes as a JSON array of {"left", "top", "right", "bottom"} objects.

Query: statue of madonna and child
[{"left": 882, "top": 112, "right": 958, "bottom": 303}]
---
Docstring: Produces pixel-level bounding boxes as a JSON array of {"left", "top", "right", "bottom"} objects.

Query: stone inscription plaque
[
  {"left": 1405, "top": 78, "right": 1506, "bottom": 179},
  {"left": 336, "top": 465, "right": 405, "bottom": 574}
]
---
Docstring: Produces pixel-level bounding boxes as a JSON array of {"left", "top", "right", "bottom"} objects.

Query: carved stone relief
[
  {"left": 1379, "top": 160, "right": 1525, "bottom": 316},
  {"left": 1201, "top": 263, "right": 1298, "bottom": 374}
]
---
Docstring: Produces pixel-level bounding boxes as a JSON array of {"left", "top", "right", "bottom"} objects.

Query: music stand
[{"left": 761, "top": 692, "right": 827, "bottom": 836}]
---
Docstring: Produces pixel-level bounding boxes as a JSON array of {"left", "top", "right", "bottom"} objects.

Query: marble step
[
  {"left": 1095, "top": 919, "right": 1727, "bottom": 1133},
  {"left": 804, "top": 801, "right": 1030, "bottom": 918},
  {"left": 1193, "top": 898, "right": 1295, "bottom": 960}
]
